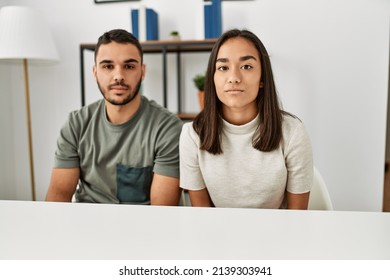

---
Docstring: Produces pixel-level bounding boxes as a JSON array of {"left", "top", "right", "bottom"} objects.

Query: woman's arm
[
  {"left": 180, "top": 123, "right": 211, "bottom": 206},
  {"left": 189, "top": 189, "right": 214, "bottom": 207},
  {"left": 283, "top": 118, "right": 313, "bottom": 210},
  {"left": 286, "top": 191, "right": 310, "bottom": 210}
]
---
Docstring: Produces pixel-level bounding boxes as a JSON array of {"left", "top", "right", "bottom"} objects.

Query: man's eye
[
  {"left": 102, "top": 64, "right": 113, "bottom": 69},
  {"left": 124, "top": 64, "right": 135, "bottom": 69}
]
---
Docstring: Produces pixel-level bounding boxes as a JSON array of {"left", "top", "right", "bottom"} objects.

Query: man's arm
[
  {"left": 46, "top": 168, "right": 80, "bottom": 202},
  {"left": 150, "top": 173, "right": 181, "bottom": 206}
]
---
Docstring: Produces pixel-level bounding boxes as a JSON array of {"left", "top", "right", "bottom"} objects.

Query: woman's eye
[
  {"left": 241, "top": 65, "right": 253, "bottom": 70},
  {"left": 217, "top": 65, "right": 228, "bottom": 71}
]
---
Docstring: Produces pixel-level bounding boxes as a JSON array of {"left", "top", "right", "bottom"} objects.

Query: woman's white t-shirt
[{"left": 179, "top": 114, "right": 313, "bottom": 208}]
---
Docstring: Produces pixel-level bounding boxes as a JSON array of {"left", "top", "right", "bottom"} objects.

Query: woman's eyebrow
[
  {"left": 216, "top": 57, "right": 228, "bottom": 63},
  {"left": 216, "top": 55, "right": 257, "bottom": 63},
  {"left": 239, "top": 55, "right": 257, "bottom": 61}
]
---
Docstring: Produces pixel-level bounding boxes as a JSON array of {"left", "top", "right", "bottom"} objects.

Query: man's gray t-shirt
[{"left": 54, "top": 96, "right": 183, "bottom": 204}]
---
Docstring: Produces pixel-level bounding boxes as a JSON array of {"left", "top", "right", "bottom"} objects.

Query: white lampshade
[
  {"left": 0, "top": 6, "right": 59, "bottom": 61},
  {"left": 0, "top": 6, "right": 59, "bottom": 201}
]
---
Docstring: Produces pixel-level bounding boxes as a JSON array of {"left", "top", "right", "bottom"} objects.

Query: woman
[{"left": 180, "top": 29, "right": 313, "bottom": 209}]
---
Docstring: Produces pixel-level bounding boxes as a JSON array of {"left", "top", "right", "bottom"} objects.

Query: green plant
[
  {"left": 193, "top": 73, "right": 205, "bottom": 91},
  {"left": 170, "top": 31, "right": 179, "bottom": 36}
]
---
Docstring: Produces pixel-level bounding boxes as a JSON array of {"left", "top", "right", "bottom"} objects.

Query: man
[{"left": 46, "top": 29, "right": 183, "bottom": 205}]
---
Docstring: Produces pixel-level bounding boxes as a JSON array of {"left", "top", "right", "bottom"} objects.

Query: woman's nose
[{"left": 228, "top": 69, "right": 241, "bottom": 84}]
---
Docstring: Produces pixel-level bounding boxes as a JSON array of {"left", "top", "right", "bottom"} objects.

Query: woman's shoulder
[
  {"left": 281, "top": 111, "right": 308, "bottom": 140},
  {"left": 280, "top": 111, "right": 312, "bottom": 158},
  {"left": 181, "top": 122, "right": 198, "bottom": 137},
  {"left": 180, "top": 122, "right": 201, "bottom": 148},
  {"left": 281, "top": 111, "right": 303, "bottom": 128}
]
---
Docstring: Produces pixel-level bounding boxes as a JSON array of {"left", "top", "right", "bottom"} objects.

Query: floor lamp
[{"left": 0, "top": 6, "right": 59, "bottom": 200}]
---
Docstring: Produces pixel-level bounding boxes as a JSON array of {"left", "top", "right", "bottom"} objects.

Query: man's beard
[{"left": 97, "top": 77, "right": 142, "bottom": 106}]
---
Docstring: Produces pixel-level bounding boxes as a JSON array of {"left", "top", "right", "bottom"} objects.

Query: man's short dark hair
[{"left": 95, "top": 29, "right": 143, "bottom": 63}]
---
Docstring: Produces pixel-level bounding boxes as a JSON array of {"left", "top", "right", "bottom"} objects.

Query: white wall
[
  {"left": 0, "top": 0, "right": 388, "bottom": 211},
  {"left": 0, "top": 63, "right": 14, "bottom": 199}
]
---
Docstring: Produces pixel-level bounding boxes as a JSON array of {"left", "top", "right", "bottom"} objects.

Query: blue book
[
  {"left": 204, "top": 4, "right": 213, "bottom": 39},
  {"left": 204, "top": 0, "right": 222, "bottom": 39},
  {"left": 212, "top": 0, "right": 222, "bottom": 38},
  {"left": 131, "top": 8, "right": 159, "bottom": 40},
  {"left": 146, "top": 8, "right": 159, "bottom": 40},
  {"left": 131, "top": 9, "right": 139, "bottom": 38}
]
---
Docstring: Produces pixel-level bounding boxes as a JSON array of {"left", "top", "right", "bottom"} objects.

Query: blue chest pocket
[{"left": 116, "top": 163, "right": 153, "bottom": 204}]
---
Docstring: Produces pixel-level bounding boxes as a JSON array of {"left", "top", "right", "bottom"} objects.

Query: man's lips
[
  {"left": 110, "top": 86, "right": 129, "bottom": 90},
  {"left": 109, "top": 81, "right": 129, "bottom": 91}
]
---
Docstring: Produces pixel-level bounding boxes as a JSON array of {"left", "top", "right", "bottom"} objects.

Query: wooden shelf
[
  {"left": 177, "top": 113, "right": 198, "bottom": 121},
  {"left": 80, "top": 38, "right": 217, "bottom": 54}
]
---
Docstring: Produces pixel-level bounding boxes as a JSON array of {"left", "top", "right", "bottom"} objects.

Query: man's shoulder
[
  {"left": 142, "top": 96, "right": 182, "bottom": 123},
  {"left": 66, "top": 99, "right": 103, "bottom": 128},
  {"left": 69, "top": 99, "right": 103, "bottom": 119}
]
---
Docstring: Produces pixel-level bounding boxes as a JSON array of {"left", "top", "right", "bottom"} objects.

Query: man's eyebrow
[
  {"left": 99, "top": 58, "right": 139, "bottom": 65},
  {"left": 216, "top": 55, "right": 257, "bottom": 63},
  {"left": 99, "top": 59, "right": 113, "bottom": 65},
  {"left": 124, "top": 58, "right": 139, "bottom": 64}
]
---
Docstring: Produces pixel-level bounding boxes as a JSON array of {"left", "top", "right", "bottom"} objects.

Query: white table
[{"left": 0, "top": 200, "right": 389, "bottom": 260}]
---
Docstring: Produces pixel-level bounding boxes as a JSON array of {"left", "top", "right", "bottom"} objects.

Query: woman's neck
[{"left": 222, "top": 104, "right": 258, "bottom": 125}]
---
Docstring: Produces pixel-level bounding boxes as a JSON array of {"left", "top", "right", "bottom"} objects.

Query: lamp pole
[{"left": 23, "top": 58, "right": 36, "bottom": 201}]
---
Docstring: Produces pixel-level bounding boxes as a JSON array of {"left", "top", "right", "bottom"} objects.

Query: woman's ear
[
  {"left": 260, "top": 81, "right": 264, "bottom": 88},
  {"left": 141, "top": 64, "right": 146, "bottom": 81}
]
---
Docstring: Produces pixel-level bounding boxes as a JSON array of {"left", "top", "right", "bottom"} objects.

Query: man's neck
[{"left": 105, "top": 94, "right": 142, "bottom": 125}]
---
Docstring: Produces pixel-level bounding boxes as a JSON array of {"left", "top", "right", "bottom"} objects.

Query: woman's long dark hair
[{"left": 193, "top": 29, "right": 284, "bottom": 154}]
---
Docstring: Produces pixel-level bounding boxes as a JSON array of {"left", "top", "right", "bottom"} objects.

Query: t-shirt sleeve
[
  {"left": 179, "top": 123, "right": 206, "bottom": 191},
  {"left": 53, "top": 113, "right": 80, "bottom": 168},
  {"left": 284, "top": 121, "right": 313, "bottom": 194},
  {"left": 153, "top": 115, "right": 183, "bottom": 179}
]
